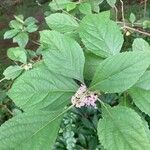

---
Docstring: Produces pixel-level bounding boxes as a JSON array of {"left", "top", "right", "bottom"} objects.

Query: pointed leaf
[
  {"left": 84, "top": 52, "right": 104, "bottom": 81},
  {"left": 13, "top": 32, "right": 29, "bottom": 48},
  {"left": 3, "top": 65, "right": 23, "bottom": 80},
  {"left": 7, "top": 47, "right": 27, "bottom": 64},
  {"left": 98, "top": 106, "right": 150, "bottom": 150},
  {"left": 132, "top": 38, "right": 150, "bottom": 51},
  {"left": 79, "top": 12, "right": 123, "bottom": 58},
  {"left": 79, "top": 3, "right": 92, "bottom": 14},
  {"left": 40, "top": 30, "right": 85, "bottom": 82},
  {"left": 129, "top": 87, "right": 150, "bottom": 116},
  {"left": 4, "top": 29, "right": 19, "bottom": 39},
  {"left": 49, "top": 0, "right": 72, "bottom": 11},
  {"left": 106, "top": 0, "right": 116, "bottom": 7},
  {"left": 134, "top": 71, "right": 150, "bottom": 90},
  {"left": 0, "top": 110, "right": 63, "bottom": 150},
  {"left": 8, "top": 63, "right": 78, "bottom": 111},
  {"left": 90, "top": 52, "right": 150, "bottom": 93},
  {"left": 46, "top": 13, "right": 79, "bottom": 33}
]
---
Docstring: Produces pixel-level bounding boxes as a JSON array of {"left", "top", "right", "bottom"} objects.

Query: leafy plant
[
  {"left": 4, "top": 15, "right": 38, "bottom": 48},
  {"left": 0, "top": 0, "right": 150, "bottom": 150}
]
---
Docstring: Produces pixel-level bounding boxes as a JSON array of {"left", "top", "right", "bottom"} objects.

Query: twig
[
  {"left": 0, "top": 78, "right": 5, "bottom": 83},
  {"left": 0, "top": 105, "right": 13, "bottom": 116},
  {"left": 120, "top": 0, "right": 125, "bottom": 27},
  {"left": 144, "top": 0, "right": 147, "bottom": 18},
  {"left": 4, "top": 105, "right": 13, "bottom": 116},
  {"left": 124, "top": 25, "right": 150, "bottom": 36},
  {"left": 117, "top": 21, "right": 142, "bottom": 26},
  {"left": 114, "top": 5, "right": 118, "bottom": 21},
  {"left": 31, "top": 40, "right": 41, "bottom": 46}
]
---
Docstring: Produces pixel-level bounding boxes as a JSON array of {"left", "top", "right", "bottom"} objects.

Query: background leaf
[
  {"left": 98, "top": 106, "right": 150, "bottom": 150},
  {"left": 13, "top": 32, "right": 29, "bottom": 48},
  {"left": 46, "top": 13, "right": 79, "bottom": 33},
  {"left": 40, "top": 30, "right": 85, "bottom": 82},
  {"left": 4, "top": 29, "right": 19, "bottom": 39},
  {"left": 3, "top": 65, "right": 23, "bottom": 80},
  {"left": 49, "top": 0, "right": 72, "bottom": 11},
  {"left": 7, "top": 47, "right": 27, "bottom": 64},
  {"left": 106, "top": 0, "right": 116, "bottom": 7},
  {"left": 132, "top": 38, "right": 150, "bottom": 51},
  {"left": 90, "top": 52, "right": 150, "bottom": 93},
  {"left": 79, "top": 3, "right": 92, "bottom": 14}
]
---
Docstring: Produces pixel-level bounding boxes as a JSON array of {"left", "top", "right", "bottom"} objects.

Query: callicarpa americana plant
[{"left": 0, "top": 0, "right": 150, "bottom": 150}]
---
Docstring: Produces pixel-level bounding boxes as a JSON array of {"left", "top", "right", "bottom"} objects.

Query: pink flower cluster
[{"left": 71, "top": 84, "right": 98, "bottom": 108}]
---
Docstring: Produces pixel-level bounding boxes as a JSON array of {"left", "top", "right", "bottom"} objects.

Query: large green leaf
[
  {"left": 0, "top": 110, "right": 63, "bottom": 150},
  {"left": 79, "top": 12, "right": 123, "bottom": 58},
  {"left": 46, "top": 13, "right": 79, "bottom": 33},
  {"left": 90, "top": 51, "right": 150, "bottom": 93},
  {"left": 129, "top": 87, "right": 150, "bottom": 116},
  {"left": 84, "top": 52, "right": 104, "bottom": 81},
  {"left": 40, "top": 30, "right": 85, "bottom": 82},
  {"left": 132, "top": 38, "right": 150, "bottom": 51},
  {"left": 8, "top": 63, "right": 78, "bottom": 111},
  {"left": 98, "top": 106, "right": 150, "bottom": 150},
  {"left": 134, "top": 70, "right": 150, "bottom": 90}
]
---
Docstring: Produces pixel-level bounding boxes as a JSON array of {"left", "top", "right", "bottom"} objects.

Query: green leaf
[
  {"left": 132, "top": 38, "right": 150, "bottom": 51},
  {"left": 79, "top": 12, "right": 123, "bottom": 58},
  {"left": 89, "top": 0, "right": 104, "bottom": 13},
  {"left": 129, "top": 13, "right": 136, "bottom": 24},
  {"left": 106, "top": 0, "right": 116, "bottom": 7},
  {"left": 49, "top": 0, "right": 72, "bottom": 11},
  {"left": 66, "top": 2, "right": 76, "bottom": 11},
  {"left": 24, "top": 17, "right": 38, "bottom": 26},
  {"left": 13, "top": 32, "right": 29, "bottom": 48},
  {"left": 134, "top": 71, "right": 150, "bottom": 90},
  {"left": 3, "top": 65, "right": 23, "bottom": 80},
  {"left": 8, "top": 63, "right": 78, "bottom": 111},
  {"left": 26, "top": 24, "right": 38, "bottom": 33},
  {"left": 84, "top": 52, "right": 104, "bottom": 81},
  {"left": 90, "top": 51, "right": 150, "bottom": 93},
  {"left": 40, "top": 30, "right": 85, "bottom": 82},
  {"left": 7, "top": 47, "right": 27, "bottom": 64},
  {"left": 0, "top": 110, "right": 63, "bottom": 149},
  {"left": 9, "top": 20, "right": 23, "bottom": 29},
  {"left": 129, "top": 87, "right": 150, "bottom": 116},
  {"left": 46, "top": 13, "right": 79, "bottom": 33},
  {"left": 98, "top": 106, "right": 150, "bottom": 150},
  {"left": 79, "top": 3, "right": 92, "bottom": 14},
  {"left": 4, "top": 29, "right": 19, "bottom": 39},
  {"left": 143, "top": 20, "right": 150, "bottom": 29}
]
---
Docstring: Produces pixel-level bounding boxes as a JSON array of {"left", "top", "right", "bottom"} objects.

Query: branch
[{"left": 124, "top": 25, "right": 150, "bottom": 37}]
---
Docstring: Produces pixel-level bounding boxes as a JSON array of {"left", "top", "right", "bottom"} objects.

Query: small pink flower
[{"left": 71, "top": 84, "right": 98, "bottom": 108}]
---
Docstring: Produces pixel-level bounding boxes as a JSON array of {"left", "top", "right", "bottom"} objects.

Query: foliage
[{"left": 0, "top": 0, "right": 150, "bottom": 150}]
